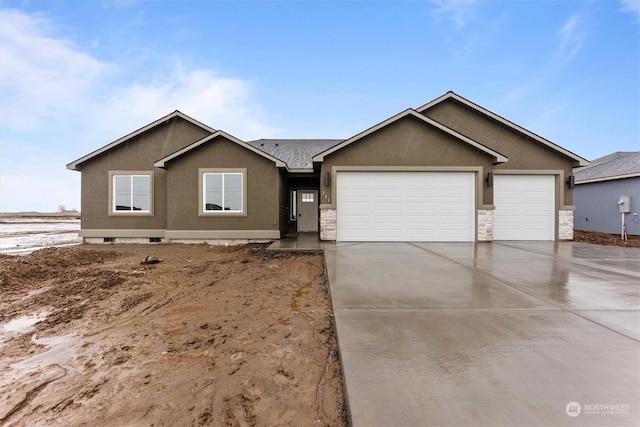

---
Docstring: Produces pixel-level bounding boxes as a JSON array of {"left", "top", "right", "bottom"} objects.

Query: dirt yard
[
  {"left": 574, "top": 229, "right": 640, "bottom": 248},
  {"left": 0, "top": 244, "right": 347, "bottom": 427}
]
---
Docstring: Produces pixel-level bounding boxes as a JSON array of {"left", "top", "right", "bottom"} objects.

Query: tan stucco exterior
[
  {"left": 71, "top": 115, "right": 285, "bottom": 241},
  {"left": 163, "top": 136, "right": 283, "bottom": 235},
  {"left": 78, "top": 116, "right": 211, "bottom": 231},
  {"left": 319, "top": 115, "right": 497, "bottom": 208},
  {"left": 422, "top": 98, "right": 579, "bottom": 208},
  {"left": 68, "top": 92, "right": 587, "bottom": 244}
]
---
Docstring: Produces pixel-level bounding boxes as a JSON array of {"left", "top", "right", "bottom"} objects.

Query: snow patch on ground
[{"left": 0, "top": 218, "right": 81, "bottom": 255}]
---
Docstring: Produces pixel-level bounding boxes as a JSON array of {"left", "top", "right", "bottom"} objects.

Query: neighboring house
[
  {"left": 67, "top": 91, "right": 588, "bottom": 243},
  {"left": 574, "top": 151, "right": 640, "bottom": 236}
]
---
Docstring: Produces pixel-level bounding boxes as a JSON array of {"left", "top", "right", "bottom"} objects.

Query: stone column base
[
  {"left": 478, "top": 209, "right": 494, "bottom": 241},
  {"left": 559, "top": 210, "right": 574, "bottom": 240},
  {"left": 320, "top": 208, "right": 337, "bottom": 241}
]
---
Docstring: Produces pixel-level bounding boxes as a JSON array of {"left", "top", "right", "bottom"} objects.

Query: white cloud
[
  {"left": 502, "top": 77, "right": 544, "bottom": 106},
  {"left": 0, "top": 7, "right": 275, "bottom": 212},
  {"left": 557, "top": 14, "right": 586, "bottom": 62},
  {"left": 430, "top": 0, "right": 478, "bottom": 27},
  {"left": 619, "top": 0, "right": 640, "bottom": 21},
  {"left": 96, "top": 68, "right": 277, "bottom": 141},
  {"left": 0, "top": 8, "right": 109, "bottom": 131}
]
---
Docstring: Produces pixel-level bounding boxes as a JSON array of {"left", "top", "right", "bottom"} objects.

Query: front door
[{"left": 297, "top": 190, "right": 318, "bottom": 232}]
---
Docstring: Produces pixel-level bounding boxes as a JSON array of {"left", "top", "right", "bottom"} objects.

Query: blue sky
[{"left": 1, "top": 0, "right": 638, "bottom": 212}]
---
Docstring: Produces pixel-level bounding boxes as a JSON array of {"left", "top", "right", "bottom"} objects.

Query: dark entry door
[{"left": 297, "top": 190, "right": 318, "bottom": 232}]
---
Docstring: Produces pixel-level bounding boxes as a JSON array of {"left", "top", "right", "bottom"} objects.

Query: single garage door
[
  {"left": 337, "top": 171, "right": 475, "bottom": 242},
  {"left": 494, "top": 175, "right": 555, "bottom": 240}
]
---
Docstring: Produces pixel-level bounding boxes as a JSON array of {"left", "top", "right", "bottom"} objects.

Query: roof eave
[
  {"left": 154, "top": 131, "right": 286, "bottom": 169},
  {"left": 67, "top": 110, "right": 217, "bottom": 171},
  {"left": 417, "top": 91, "right": 589, "bottom": 166},
  {"left": 286, "top": 168, "right": 315, "bottom": 173},
  {"left": 576, "top": 172, "right": 640, "bottom": 184},
  {"left": 424, "top": 112, "right": 508, "bottom": 164},
  {"left": 312, "top": 108, "right": 508, "bottom": 164},
  {"left": 313, "top": 109, "right": 420, "bottom": 162}
]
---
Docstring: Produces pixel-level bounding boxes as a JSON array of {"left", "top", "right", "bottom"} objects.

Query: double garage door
[
  {"left": 337, "top": 172, "right": 475, "bottom": 242},
  {"left": 336, "top": 172, "right": 555, "bottom": 242}
]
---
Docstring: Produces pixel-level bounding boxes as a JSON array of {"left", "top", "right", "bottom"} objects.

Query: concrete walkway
[
  {"left": 266, "top": 233, "right": 322, "bottom": 252},
  {"left": 324, "top": 242, "right": 640, "bottom": 426}
]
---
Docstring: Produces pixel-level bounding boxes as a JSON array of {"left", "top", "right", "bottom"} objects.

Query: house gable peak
[
  {"left": 154, "top": 130, "right": 286, "bottom": 169},
  {"left": 418, "top": 91, "right": 588, "bottom": 166},
  {"left": 313, "top": 108, "right": 508, "bottom": 164},
  {"left": 66, "top": 110, "right": 216, "bottom": 171}
]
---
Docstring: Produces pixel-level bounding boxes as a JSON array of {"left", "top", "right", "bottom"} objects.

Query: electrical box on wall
[{"left": 618, "top": 196, "right": 631, "bottom": 213}]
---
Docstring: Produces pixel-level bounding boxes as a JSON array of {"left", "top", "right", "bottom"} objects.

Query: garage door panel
[
  {"left": 494, "top": 175, "right": 554, "bottom": 241},
  {"left": 337, "top": 172, "right": 475, "bottom": 242}
]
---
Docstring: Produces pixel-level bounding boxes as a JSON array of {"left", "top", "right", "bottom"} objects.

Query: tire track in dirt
[{"left": 0, "top": 244, "right": 348, "bottom": 426}]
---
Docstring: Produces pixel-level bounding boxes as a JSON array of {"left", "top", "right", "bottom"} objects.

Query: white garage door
[
  {"left": 337, "top": 171, "right": 475, "bottom": 242},
  {"left": 494, "top": 175, "right": 555, "bottom": 240}
]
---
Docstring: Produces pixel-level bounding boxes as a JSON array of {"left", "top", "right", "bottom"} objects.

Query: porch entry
[{"left": 294, "top": 190, "right": 318, "bottom": 232}]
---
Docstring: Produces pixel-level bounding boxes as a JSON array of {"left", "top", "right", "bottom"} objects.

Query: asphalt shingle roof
[
  {"left": 245, "top": 139, "right": 344, "bottom": 170},
  {"left": 574, "top": 151, "right": 640, "bottom": 182}
]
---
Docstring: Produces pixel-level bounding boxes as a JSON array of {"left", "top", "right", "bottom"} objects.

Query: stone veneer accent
[
  {"left": 320, "top": 208, "right": 337, "bottom": 241},
  {"left": 319, "top": 208, "right": 573, "bottom": 241},
  {"left": 559, "top": 210, "right": 574, "bottom": 240},
  {"left": 477, "top": 209, "right": 494, "bottom": 241}
]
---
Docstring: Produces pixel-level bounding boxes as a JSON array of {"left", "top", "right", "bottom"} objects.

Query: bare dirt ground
[
  {"left": 574, "top": 229, "right": 640, "bottom": 248},
  {"left": 0, "top": 244, "right": 348, "bottom": 427}
]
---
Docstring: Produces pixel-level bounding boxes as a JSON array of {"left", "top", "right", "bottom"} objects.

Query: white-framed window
[
  {"left": 199, "top": 169, "right": 247, "bottom": 216},
  {"left": 301, "top": 192, "right": 314, "bottom": 203},
  {"left": 109, "top": 172, "right": 153, "bottom": 215}
]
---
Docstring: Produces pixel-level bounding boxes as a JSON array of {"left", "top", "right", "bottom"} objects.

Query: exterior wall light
[
  {"left": 485, "top": 172, "right": 493, "bottom": 187},
  {"left": 566, "top": 175, "right": 575, "bottom": 189},
  {"left": 324, "top": 171, "right": 331, "bottom": 187}
]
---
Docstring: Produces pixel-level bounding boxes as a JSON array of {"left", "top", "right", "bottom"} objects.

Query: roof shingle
[
  {"left": 245, "top": 139, "right": 343, "bottom": 170},
  {"left": 574, "top": 151, "right": 640, "bottom": 183}
]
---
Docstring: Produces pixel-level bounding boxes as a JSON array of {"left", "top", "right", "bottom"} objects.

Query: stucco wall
[
  {"left": 574, "top": 177, "right": 640, "bottom": 235},
  {"left": 78, "top": 117, "right": 212, "bottom": 231},
  {"left": 423, "top": 99, "right": 578, "bottom": 208},
  {"left": 278, "top": 172, "right": 289, "bottom": 238},
  {"left": 164, "top": 136, "right": 281, "bottom": 233},
  {"left": 319, "top": 115, "right": 496, "bottom": 208}
]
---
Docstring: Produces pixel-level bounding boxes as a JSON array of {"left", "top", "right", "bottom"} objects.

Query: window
[
  {"left": 290, "top": 190, "right": 298, "bottom": 221},
  {"left": 199, "top": 169, "right": 246, "bottom": 216},
  {"left": 109, "top": 173, "right": 153, "bottom": 215},
  {"left": 301, "top": 192, "right": 314, "bottom": 203}
]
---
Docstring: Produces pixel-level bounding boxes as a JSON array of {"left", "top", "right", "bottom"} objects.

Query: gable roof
[
  {"left": 246, "top": 139, "right": 343, "bottom": 171},
  {"left": 574, "top": 151, "right": 640, "bottom": 184},
  {"left": 154, "top": 131, "right": 286, "bottom": 169},
  {"left": 67, "top": 110, "right": 216, "bottom": 171},
  {"left": 312, "top": 108, "right": 509, "bottom": 164},
  {"left": 417, "top": 91, "right": 589, "bottom": 167}
]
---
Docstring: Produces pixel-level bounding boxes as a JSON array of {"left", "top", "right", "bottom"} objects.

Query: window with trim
[
  {"left": 201, "top": 171, "right": 245, "bottom": 214},
  {"left": 111, "top": 174, "right": 152, "bottom": 214}
]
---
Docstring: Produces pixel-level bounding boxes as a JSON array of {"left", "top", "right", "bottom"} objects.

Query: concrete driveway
[{"left": 323, "top": 242, "right": 640, "bottom": 426}]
